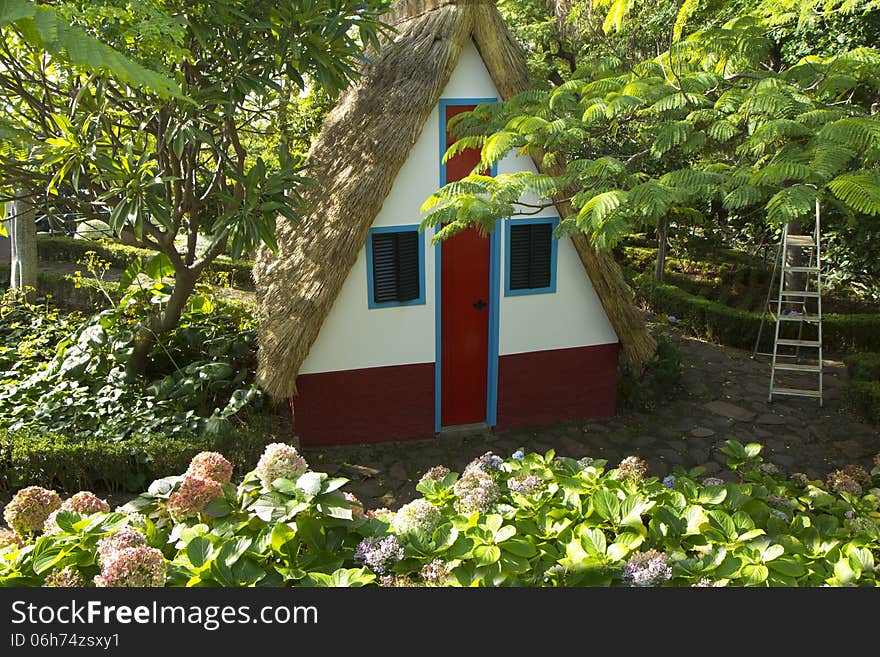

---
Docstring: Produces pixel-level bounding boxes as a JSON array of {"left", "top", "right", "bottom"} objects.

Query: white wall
[{"left": 300, "top": 41, "right": 617, "bottom": 375}]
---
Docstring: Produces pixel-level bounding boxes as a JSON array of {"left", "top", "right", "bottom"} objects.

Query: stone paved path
[{"left": 301, "top": 329, "right": 879, "bottom": 509}]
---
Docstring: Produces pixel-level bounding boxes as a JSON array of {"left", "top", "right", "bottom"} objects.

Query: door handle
[{"left": 473, "top": 299, "right": 487, "bottom": 310}]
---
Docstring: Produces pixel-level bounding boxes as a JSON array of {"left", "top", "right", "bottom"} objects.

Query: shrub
[
  {"left": 36, "top": 236, "right": 255, "bottom": 288},
  {"left": 634, "top": 274, "right": 880, "bottom": 353},
  {"left": 2, "top": 441, "right": 878, "bottom": 587},
  {"left": 617, "top": 333, "right": 682, "bottom": 410},
  {"left": 844, "top": 353, "right": 880, "bottom": 381},
  {"left": 0, "top": 422, "right": 277, "bottom": 495},
  {"left": 0, "top": 287, "right": 263, "bottom": 443},
  {"left": 847, "top": 381, "right": 880, "bottom": 424}
]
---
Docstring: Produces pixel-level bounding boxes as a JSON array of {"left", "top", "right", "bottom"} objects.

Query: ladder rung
[
  {"left": 782, "top": 266, "right": 819, "bottom": 273},
  {"left": 770, "top": 387, "right": 822, "bottom": 398},
  {"left": 778, "top": 313, "right": 820, "bottom": 322},
  {"left": 779, "top": 290, "right": 820, "bottom": 298},
  {"left": 773, "top": 363, "right": 822, "bottom": 372},
  {"left": 776, "top": 339, "right": 821, "bottom": 347},
  {"left": 785, "top": 235, "right": 816, "bottom": 247}
]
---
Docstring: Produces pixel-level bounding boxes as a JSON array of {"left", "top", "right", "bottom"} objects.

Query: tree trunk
[
  {"left": 654, "top": 214, "right": 668, "bottom": 283},
  {"left": 9, "top": 194, "right": 38, "bottom": 291},
  {"left": 126, "top": 267, "right": 197, "bottom": 378},
  {"left": 783, "top": 220, "right": 805, "bottom": 312}
]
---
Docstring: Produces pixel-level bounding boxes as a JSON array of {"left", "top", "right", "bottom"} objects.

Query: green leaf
[
  {"left": 474, "top": 545, "right": 501, "bottom": 566},
  {"left": 203, "top": 497, "right": 233, "bottom": 518},
  {"left": 493, "top": 525, "right": 516, "bottom": 544},
  {"left": 186, "top": 537, "right": 213, "bottom": 569},
  {"left": 33, "top": 544, "right": 65, "bottom": 575},
  {"left": 503, "top": 537, "right": 538, "bottom": 558},
  {"left": 591, "top": 489, "right": 620, "bottom": 522},
  {"left": 684, "top": 505, "right": 710, "bottom": 535},
  {"left": 741, "top": 563, "right": 769, "bottom": 586},
  {"left": 579, "top": 527, "right": 608, "bottom": 556},
  {"left": 270, "top": 523, "right": 297, "bottom": 554},
  {"left": 768, "top": 557, "right": 804, "bottom": 578}
]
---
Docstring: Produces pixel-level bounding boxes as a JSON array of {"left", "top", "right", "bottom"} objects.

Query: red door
[{"left": 441, "top": 104, "right": 490, "bottom": 426}]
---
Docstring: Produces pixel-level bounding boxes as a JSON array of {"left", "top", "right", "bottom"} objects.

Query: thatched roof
[{"left": 253, "top": 0, "right": 656, "bottom": 399}]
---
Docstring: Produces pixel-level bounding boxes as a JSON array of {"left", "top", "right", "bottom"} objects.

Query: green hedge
[
  {"left": 844, "top": 352, "right": 880, "bottom": 381},
  {"left": 634, "top": 273, "right": 880, "bottom": 353},
  {"left": 847, "top": 381, "right": 880, "bottom": 424},
  {"left": 0, "top": 422, "right": 278, "bottom": 497},
  {"left": 36, "top": 236, "right": 255, "bottom": 288}
]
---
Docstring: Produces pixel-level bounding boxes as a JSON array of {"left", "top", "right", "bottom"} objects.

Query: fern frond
[
  {"left": 723, "top": 184, "right": 767, "bottom": 209},
  {"left": 749, "top": 161, "right": 812, "bottom": 185},
  {"left": 673, "top": 0, "right": 704, "bottom": 42},
  {"left": 582, "top": 100, "right": 610, "bottom": 124},
  {"left": 765, "top": 184, "right": 820, "bottom": 224},
  {"left": 651, "top": 121, "right": 692, "bottom": 157},
  {"left": 1, "top": 0, "right": 181, "bottom": 98},
  {"left": 828, "top": 170, "right": 880, "bottom": 216},
  {"left": 818, "top": 117, "right": 880, "bottom": 152},
  {"left": 708, "top": 119, "right": 738, "bottom": 142},
  {"left": 442, "top": 136, "right": 486, "bottom": 164},
  {"left": 809, "top": 142, "right": 856, "bottom": 180},
  {"left": 481, "top": 131, "right": 519, "bottom": 167}
]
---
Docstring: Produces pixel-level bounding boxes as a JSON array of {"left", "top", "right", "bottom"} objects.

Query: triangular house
[{"left": 254, "top": 0, "right": 655, "bottom": 446}]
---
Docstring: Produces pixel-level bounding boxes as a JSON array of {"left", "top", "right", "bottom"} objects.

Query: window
[
  {"left": 366, "top": 226, "right": 425, "bottom": 308},
  {"left": 505, "top": 218, "right": 558, "bottom": 296}
]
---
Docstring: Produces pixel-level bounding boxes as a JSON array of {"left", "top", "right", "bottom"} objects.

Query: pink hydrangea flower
[
  {"left": 44, "top": 566, "right": 84, "bottom": 588},
  {"left": 94, "top": 546, "right": 166, "bottom": 587},
  {"left": 166, "top": 476, "right": 223, "bottom": 521},
  {"left": 64, "top": 491, "right": 110, "bottom": 514},
  {"left": 254, "top": 443, "right": 308, "bottom": 489},
  {"left": 0, "top": 527, "right": 24, "bottom": 549},
  {"left": 187, "top": 452, "right": 233, "bottom": 484},
  {"left": 3, "top": 486, "right": 62, "bottom": 535},
  {"left": 44, "top": 491, "right": 111, "bottom": 533},
  {"left": 96, "top": 527, "right": 147, "bottom": 568},
  {"left": 343, "top": 492, "right": 366, "bottom": 519}
]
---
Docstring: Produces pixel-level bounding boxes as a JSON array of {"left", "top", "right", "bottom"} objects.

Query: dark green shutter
[
  {"left": 509, "top": 223, "right": 552, "bottom": 290},
  {"left": 372, "top": 231, "right": 420, "bottom": 303}
]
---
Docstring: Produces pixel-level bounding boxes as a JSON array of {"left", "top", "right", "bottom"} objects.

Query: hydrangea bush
[{"left": 1, "top": 441, "right": 879, "bottom": 587}]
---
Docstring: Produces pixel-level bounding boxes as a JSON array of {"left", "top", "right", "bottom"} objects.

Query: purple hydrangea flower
[
  {"left": 465, "top": 452, "right": 504, "bottom": 475},
  {"left": 354, "top": 536, "right": 404, "bottom": 574},
  {"left": 623, "top": 549, "right": 672, "bottom": 587},
  {"left": 507, "top": 475, "right": 544, "bottom": 496},
  {"left": 420, "top": 559, "right": 451, "bottom": 585},
  {"left": 453, "top": 470, "right": 500, "bottom": 514},
  {"left": 511, "top": 451, "right": 525, "bottom": 460},
  {"left": 419, "top": 466, "right": 451, "bottom": 484},
  {"left": 618, "top": 456, "right": 649, "bottom": 484},
  {"left": 662, "top": 476, "right": 676, "bottom": 489}
]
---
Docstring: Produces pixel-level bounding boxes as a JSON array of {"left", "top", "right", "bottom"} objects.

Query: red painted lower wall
[
  {"left": 292, "top": 363, "right": 435, "bottom": 447},
  {"left": 494, "top": 343, "right": 620, "bottom": 431}
]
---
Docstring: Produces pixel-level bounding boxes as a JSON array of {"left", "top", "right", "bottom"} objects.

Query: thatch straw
[{"left": 254, "top": 0, "right": 655, "bottom": 399}]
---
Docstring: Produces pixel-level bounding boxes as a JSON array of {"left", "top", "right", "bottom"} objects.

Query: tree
[
  {"left": 0, "top": 0, "right": 391, "bottom": 375},
  {"left": 420, "top": 10, "right": 880, "bottom": 285}
]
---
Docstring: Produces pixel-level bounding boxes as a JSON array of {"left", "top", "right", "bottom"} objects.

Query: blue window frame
[
  {"left": 366, "top": 225, "right": 426, "bottom": 309},
  {"left": 504, "top": 217, "right": 559, "bottom": 296}
]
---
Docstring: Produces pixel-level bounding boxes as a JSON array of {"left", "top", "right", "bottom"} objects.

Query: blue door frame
[{"left": 434, "top": 97, "right": 500, "bottom": 432}]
